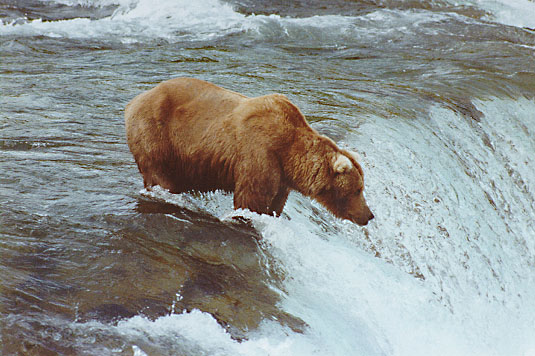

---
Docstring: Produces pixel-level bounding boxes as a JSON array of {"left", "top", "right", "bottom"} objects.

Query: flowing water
[{"left": 1, "top": 0, "right": 535, "bottom": 355}]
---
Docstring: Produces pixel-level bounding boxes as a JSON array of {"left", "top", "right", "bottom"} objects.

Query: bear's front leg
[
  {"left": 233, "top": 160, "right": 283, "bottom": 216},
  {"left": 270, "top": 186, "right": 290, "bottom": 216}
]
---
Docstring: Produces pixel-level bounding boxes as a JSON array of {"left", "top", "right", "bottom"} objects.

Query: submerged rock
[{"left": 1, "top": 197, "right": 305, "bottom": 354}]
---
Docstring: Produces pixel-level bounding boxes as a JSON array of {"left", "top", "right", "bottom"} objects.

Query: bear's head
[{"left": 316, "top": 152, "right": 374, "bottom": 226}]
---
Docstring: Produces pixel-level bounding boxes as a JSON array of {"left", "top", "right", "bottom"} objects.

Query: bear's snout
[
  {"left": 353, "top": 209, "right": 374, "bottom": 226},
  {"left": 347, "top": 199, "right": 374, "bottom": 226},
  {"left": 366, "top": 211, "right": 375, "bottom": 225}
]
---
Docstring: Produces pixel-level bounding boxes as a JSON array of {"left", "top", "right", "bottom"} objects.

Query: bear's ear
[
  {"left": 333, "top": 153, "right": 353, "bottom": 174},
  {"left": 348, "top": 150, "right": 361, "bottom": 162}
]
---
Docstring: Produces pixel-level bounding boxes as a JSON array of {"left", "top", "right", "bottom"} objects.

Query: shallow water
[{"left": 1, "top": 0, "right": 535, "bottom": 355}]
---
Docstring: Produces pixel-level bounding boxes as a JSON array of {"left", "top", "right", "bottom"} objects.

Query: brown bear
[{"left": 125, "top": 78, "right": 374, "bottom": 225}]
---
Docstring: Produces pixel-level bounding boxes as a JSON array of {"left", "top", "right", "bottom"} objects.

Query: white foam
[
  {"left": 0, "top": 0, "right": 249, "bottom": 42},
  {"left": 2, "top": 0, "right": 533, "bottom": 45},
  {"left": 141, "top": 186, "right": 234, "bottom": 219},
  {"left": 473, "top": 0, "right": 535, "bottom": 28},
  {"left": 51, "top": 0, "right": 121, "bottom": 6},
  {"left": 116, "top": 310, "right": 241, "bottom": 355},
  {"left": 0, "top": 1, "right": 460, "bottom": 44},
  {"left": 350, "top": 96, "right": 535, "bottom": 354}
]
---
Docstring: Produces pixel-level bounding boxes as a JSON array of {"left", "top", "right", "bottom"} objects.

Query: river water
[{"left": 1, "top": 0, "right": 534, "bottom": 355}]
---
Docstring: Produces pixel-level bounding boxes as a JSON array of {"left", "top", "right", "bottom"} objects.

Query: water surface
[{"left": 1, "top": 0, "right": 535, "bottom": 354}]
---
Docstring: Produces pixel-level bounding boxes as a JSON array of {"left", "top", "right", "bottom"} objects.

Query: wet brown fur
[{"left": 125, "top": 78, "right": 373, "bottom": 225}]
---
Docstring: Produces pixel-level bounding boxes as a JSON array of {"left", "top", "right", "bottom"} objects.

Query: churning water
[{"left": 1, "top": 0, "right": 534, "bottom": 355}]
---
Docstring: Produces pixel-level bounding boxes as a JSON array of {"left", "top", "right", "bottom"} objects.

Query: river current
[{"left": 1, "top": 0, "right": 535, "bottom": 355}]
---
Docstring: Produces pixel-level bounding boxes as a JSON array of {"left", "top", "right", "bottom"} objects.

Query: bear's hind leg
[{"left": 138, "top": 163, "right": 184, "bottom": 194}]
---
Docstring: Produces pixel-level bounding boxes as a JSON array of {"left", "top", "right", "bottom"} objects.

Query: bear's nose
[{"left": 368, "top": 212, "right": 375, "bottom": 221}]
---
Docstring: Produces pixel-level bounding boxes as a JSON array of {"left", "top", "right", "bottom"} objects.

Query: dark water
[{"left": 1, "top": 0, "right": 535, "bottom": 355}]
